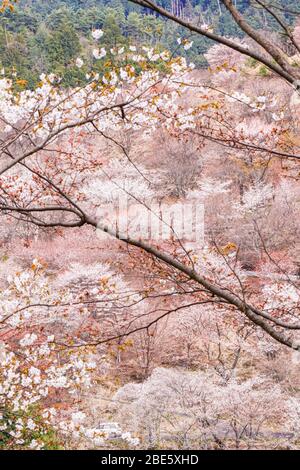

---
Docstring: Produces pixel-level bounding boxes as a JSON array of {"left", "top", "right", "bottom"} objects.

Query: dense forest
[{"left": 0, "top": 0, "right": 299, "bottom": 86}]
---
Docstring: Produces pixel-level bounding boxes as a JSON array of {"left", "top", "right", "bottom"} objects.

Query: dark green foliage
[{"left": 0, "top": 0, "right": 298, "bottom": 87}]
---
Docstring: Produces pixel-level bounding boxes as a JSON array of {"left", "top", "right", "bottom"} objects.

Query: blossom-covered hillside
[{"left": 0, "top": 0, "right": 300, "bottom": 451}]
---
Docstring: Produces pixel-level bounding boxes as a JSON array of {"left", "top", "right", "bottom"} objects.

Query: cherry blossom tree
[
  {"left": 0, "top": 6, "right": 300, "bottom": 449},
  {"left": 113, "top": 367, "right": 288, "bottom": 449},
  {"left": 0, "top": 31, "right": 300, "bottom": 351},
  {"left": 0, "top": 257, "right": 143, "bottom": 449}
]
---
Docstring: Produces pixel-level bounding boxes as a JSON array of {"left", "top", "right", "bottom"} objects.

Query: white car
[{"left": 97, "top": 422, "right": 122, "bottom": 439}]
